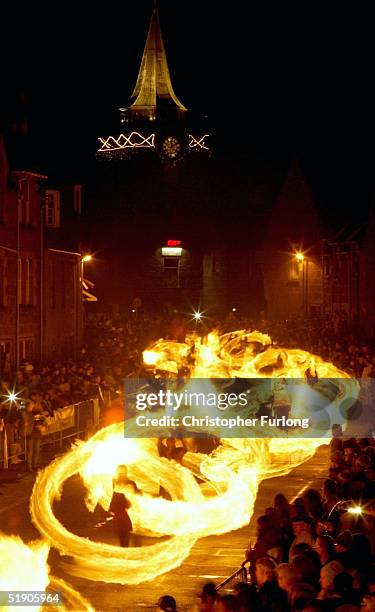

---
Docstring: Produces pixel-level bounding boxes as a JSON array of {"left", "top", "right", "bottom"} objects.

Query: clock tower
[
  {"left": 95, "top": 1, "right": 211, "bottom": 314},
  {"left": 97, "top": 1, "right": 209, "bottom": 163}
]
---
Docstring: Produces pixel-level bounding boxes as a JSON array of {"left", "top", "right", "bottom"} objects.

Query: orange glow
[
  {"left": 30, "top": 329, "right": 357, "bottom": 586},
  {"left": 0, "top": 533, "right": 93, "bottom": 611},
  {"left": 82, "top": 254, "right": 92, "bottom": 263},
  {"left": 295, "top": 251, "right": 305, "bottom": 262}
]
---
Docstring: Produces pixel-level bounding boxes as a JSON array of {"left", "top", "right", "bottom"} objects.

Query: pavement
[{"left": 0, "top": 445, "right": 329, "bottom": 611}]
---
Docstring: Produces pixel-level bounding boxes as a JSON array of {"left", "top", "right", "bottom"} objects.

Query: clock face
[{"left": 162, "top": 136, "right": 181, "bottom": 159}]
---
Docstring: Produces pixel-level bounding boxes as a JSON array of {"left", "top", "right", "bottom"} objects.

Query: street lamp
[
  {"left": 79, "top": 255, "right": 93, "bottom": 355},
  {"left": 294, "top": 251, "right": 308, "bottom": 313},
  {"left": 192, "top": 309, "right": 203, "bottom": 322},
  {"left": 81, "top": 255, "right": 93, "bottom": 288}
]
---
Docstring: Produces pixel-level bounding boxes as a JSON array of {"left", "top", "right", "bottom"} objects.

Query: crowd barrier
[{"left": 0, "top": 398, "right": 100, "bottom": 470}]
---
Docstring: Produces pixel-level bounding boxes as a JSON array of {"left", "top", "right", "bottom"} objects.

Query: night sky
[{"left": 2, "top": 1, "right": 374, "bottom": 221}]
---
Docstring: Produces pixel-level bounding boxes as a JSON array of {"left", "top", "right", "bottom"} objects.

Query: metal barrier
[
  {"left": 215, "top": 561, "right": 250, "bottom": 592},
  {"left": 0, "top": 398, "right": 100, "bottom": 470}
]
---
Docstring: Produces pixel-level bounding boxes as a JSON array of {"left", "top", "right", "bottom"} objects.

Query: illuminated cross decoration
[
  {"left": 188, "top": 134, "right": 209, "bottom": 151},
  {"left": 97, "top": 132, "right": 155, "bottom": 153},
  {"left": 97, "top": 4, "right": 210, "bottom": 162}
]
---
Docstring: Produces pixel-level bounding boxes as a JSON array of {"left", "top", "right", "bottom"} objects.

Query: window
[
  {"left": 45, "top": 190, "right": 61, "bottom": 228},
  {"left": 73, "top": 185, "right": 82, "bottom": 214},
  {"left": 0, "top": 256, "right": 7, "bottom": 306},
  {"left": 19, "top": 337, "right": 34, "bottom": 362},
  {"left": 163, "top": 257, "right": 180, "bottom": 288}
]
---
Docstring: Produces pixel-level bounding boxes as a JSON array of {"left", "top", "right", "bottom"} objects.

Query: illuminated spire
[{"left": 121, "top": 3, "right": 187, "bottom": 118}]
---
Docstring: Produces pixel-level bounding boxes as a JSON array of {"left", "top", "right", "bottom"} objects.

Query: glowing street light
[
  {"left": 82, "top": 254, "right": 92, "bottom": 263},
  {"left": 2, "top": 388, "right": 21, "bottom": 405},
  {"left": 193, "top": 310, "right": 202, "bottom": 321},
  {"left": 295, "top": 252, "right": 305, "bottom": 262},
  {"left": 347, "top": 505, "right": 363, "bottom": 516},
  {"left": 188, "top": 307, "right": 207, "bottom": 324}
]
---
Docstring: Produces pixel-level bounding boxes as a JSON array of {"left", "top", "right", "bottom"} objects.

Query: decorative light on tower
[{"left": 97, "top": 2, "right": 209, "bottom": 162}]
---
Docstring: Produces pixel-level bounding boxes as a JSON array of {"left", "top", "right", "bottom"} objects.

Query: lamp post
[
  {"left": 295, "top": 252, "right": 308, "bottom": 314},
  {"left": 80, "top": 255, "right": 92, "bottom": 351}
]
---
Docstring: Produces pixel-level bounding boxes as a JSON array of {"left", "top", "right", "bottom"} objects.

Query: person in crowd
[
  {"left": 157, "top": 595, "right": 177, "bottom": 611},
  {"left": 288, "top": 582, "right": 317, "bottom": 611},
  {"left": 216, "top": 594, "right": 239, "bottom": 611},
  {"left": 303, "top": 489, "right": 324, "bottom": 522},
  {"left": 275, "top": 563, "right": 298, "bottom": 599},
  {"left": 252, "top": 556, "right": 289, "bottom": 612},
  {"left": 197, "top": 582, "right": 216, "bottom": 611},
  {"left": 322, "top": 478, "right": 340, "bottom": 516},
  {"left": 289, "top": 517, "right": 316, "bottom": 559},
  {"left": 290, "top": 554, "right": 320, "bottom": 590},
  {"left": 21, "top": 400, "right": 46, "bottom": 472},
  {"left": 6, "top": 401, "right": 23, "bottom": 464},
  {"left": 315, "top": 535, "right": 344, "bottom": 597}
]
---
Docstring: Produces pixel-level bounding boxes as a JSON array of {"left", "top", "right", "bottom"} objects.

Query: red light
[{"left": 167, "top": 240, "right": 181, "bottom": 247}]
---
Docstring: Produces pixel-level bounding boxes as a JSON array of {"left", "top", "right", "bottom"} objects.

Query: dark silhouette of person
[{"left": 109, "top": 483, "right": 132, "bottom": 547}]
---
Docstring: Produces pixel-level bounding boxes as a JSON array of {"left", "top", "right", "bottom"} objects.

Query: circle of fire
[{"left": 30, "top": 330, "right": 357, "bottom": 585}]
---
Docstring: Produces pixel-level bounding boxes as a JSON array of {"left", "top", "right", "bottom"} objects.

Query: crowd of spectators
[
  {"left": 138, "top": 310, "right": 375, "bottom": 611},
  {"left": 156, "top": 431, "right": 375, "bottom": 611},
  {"left": 0, "top": 312, "right": 170, "bottom": 469},
  {"left": 1, "top": 309, "right": 375, "bottom": 610}
]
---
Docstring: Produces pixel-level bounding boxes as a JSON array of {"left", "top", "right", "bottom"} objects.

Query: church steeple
[
  {"left": 120, "top": 2, "right": 187, "bottom": 120},
  {"left": 98, "top": 2, "right": 209, "bottom": 160}
]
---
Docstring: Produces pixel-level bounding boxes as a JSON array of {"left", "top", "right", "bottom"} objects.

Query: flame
[
  {"left": 0, "top": 535, "right": 49, "bottom": 612},
  {"left": 0, "top": 534, "right": 93, "bottom": 611},
  {"left": 30, "top": 330, "right": 357, "bottom": 586}
]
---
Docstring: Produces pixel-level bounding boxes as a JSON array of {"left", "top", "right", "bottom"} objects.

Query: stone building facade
[{"left": 0, "top": 137, "right": 83, "bottom": 373}]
